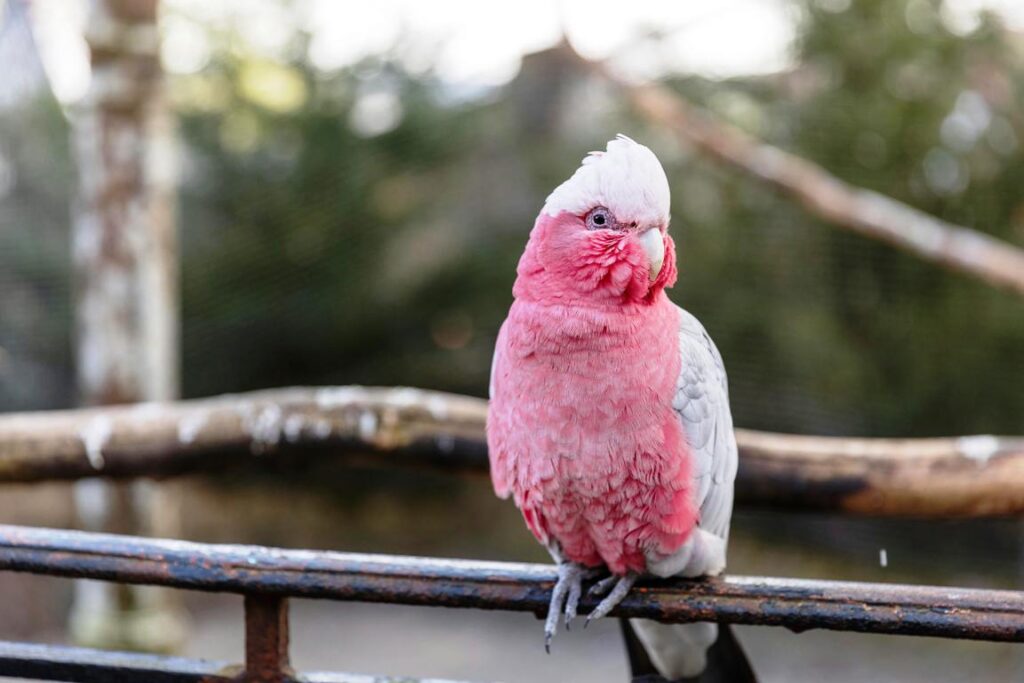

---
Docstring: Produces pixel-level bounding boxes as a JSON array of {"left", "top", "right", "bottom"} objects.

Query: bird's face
[{"left": 515, "top": 135, "right": 676, "bottom": 306}]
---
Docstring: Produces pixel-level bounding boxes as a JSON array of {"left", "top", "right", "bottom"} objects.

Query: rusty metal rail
[
  {"left": 0, "top": 640, "right": 233, "bottom": 683},
  {"left": 0, "top": 524, "right": 1022, "bottom": 681},
  {"left": 0, "top": 639, "right": 469, "bottom": 682},
  {"left": 1, "top": 524, "right": 1023, "bottom": 644}
]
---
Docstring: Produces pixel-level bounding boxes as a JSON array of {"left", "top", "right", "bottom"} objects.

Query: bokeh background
[{"left": 1, "top": 0, "right": 1023, "bottom": 681}]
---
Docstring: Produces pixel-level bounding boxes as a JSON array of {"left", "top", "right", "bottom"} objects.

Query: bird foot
[
  {"left": 544, "top": 562, "right": 601, "bottom": 652},
  {"left": 584, "top": 573, "right": 636, "bottom": 628},
  {"left": 586, "top": 574, "right": 620, "bottom": 598}
]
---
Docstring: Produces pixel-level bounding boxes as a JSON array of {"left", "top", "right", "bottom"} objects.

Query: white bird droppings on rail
[
  {"left": 283, "top": 415, "right": 305, "bottom": 442},
  {"left": 390, "top": 387, "right": 425, "bottom": 408},
  {"left": 78, "top": 416, "right": 112, "bottom": 469},
  {"left": 316, "top": 386, "right": 369, "bottom": 409},
  {"left": 358, "top": 411, "right": 378, "bottom": 440},
  {"left": 957, "top": 435, "right": 1001, "bottom": 463},
  {"left": 425, "top": 394, "right": 450, "bottom": 420},
  {"left": 177, "top": 413, "right": 208, "bottom": 445},
  {"left": 249, "top": 404, "right": 283, "bottom": 453}
]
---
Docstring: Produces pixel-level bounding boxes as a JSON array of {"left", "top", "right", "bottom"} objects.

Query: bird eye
[{"left": 585, "top": 207, "right": 614, "bottom": 230}]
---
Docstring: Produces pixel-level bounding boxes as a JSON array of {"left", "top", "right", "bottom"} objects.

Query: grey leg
[{"left": 545, "top": 562, "right": 600, "bottom": 651}]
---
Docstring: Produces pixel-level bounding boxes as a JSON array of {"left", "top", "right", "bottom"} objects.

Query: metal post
[
  {"left": 242, "top": 595, "right": 292, "bottom": 683},
  {"left": 69, "top": 0, "right": 185, "bottom": 653}
]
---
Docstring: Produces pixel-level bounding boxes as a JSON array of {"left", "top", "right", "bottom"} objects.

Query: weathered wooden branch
[
  {"left": 1, "top": 386, "right": 1022, "bottom": 518},
  {"left": 620, "top": 79, "right": 1024, "bottom": 298},
  {"left": 738, "top": 430, "right": 1024, "bottom": 517}
]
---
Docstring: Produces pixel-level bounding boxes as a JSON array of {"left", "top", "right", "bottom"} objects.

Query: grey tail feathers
[{"left": 620, "top": 619, "right": 757, "bottom": 683}]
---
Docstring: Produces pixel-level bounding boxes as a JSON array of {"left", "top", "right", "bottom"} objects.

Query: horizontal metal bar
[
  {"left": 0, "top": 640, "right": 474, "bottom": 683},
  {"left": 0, "top": 640, "right": 233, "bottom": 682},
  {"left": 0, "top": 525, "right": 1021, "bottom": 642},
  {"left": 302, "top": 674, "right": 474, "bottom": 683},
  {"left": 2, "top": 387, "right": 1023, "bottom": 516}
]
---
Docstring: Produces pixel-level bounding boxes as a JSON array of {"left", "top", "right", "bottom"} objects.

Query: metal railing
[
  {"left": 0, "top": 524, "right": 1022, "bottom": 682},
  {"left": 1, "top": 387, "right": 1023, "bottom": 681}
]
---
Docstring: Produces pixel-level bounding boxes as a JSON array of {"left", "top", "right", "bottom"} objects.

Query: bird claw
[
  {"left": 586, "top": 574, "right": 619, "bottom": 598},
  {"left": 545, "top": 562, "right": 600, "bottom": 650},
  {"left": 564, "top": 573, "right": 583, "bottom": 630},
  {"left": 545, "top": 565, "right": 639, "bottom": 647},
  {"left": 584, "top": 574, "right": 636, "bottom": 628}
]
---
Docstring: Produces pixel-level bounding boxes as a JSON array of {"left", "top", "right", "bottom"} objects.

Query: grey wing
[
  {"left": 630, "top": 310, "right": 738, "bottom": 683},
  {"left": 488, "top": 321, "right": 507, "bottom": 400},
  {"left": 672, "top": 306, "right": 738, "bottom": 541}
]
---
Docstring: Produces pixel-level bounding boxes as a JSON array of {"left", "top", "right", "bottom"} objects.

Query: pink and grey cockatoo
[{"left": 487, "top": 135, "right": 741, "bottom": 679}]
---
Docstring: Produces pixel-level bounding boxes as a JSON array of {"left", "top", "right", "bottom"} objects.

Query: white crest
[{"left": 542, "top": 134, "right": 671, "bottom": 227}]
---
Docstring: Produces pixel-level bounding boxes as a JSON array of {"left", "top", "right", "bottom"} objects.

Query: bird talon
[
  {"left": 544, "top": 562, "right": 592, "bottom": 651},
  {"left": 587, "top": 574, "right": 618, "bottom": 598},
  {"left": 564, "top": 573, "right": 585, "bottom": 630},
  {"left": 586, "top": 574, "right": 637, "bottom": 623}
]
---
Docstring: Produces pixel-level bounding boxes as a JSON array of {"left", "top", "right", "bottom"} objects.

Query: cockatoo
[{"left": 487, "top": 135, "right": 742, "bottom": 679}]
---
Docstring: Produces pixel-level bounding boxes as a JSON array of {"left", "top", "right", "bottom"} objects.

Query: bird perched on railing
[{"left": 487, "top": 135, "right": 753, "bottom": 681}]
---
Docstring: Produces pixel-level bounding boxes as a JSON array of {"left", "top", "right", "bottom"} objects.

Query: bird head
[{"left": 514, "top": 135, "right": 676, "bottom": 306}]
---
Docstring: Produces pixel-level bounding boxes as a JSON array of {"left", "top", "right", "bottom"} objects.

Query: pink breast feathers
[{"left": 487, "top": 295, "right": 696, "bottom": 575}]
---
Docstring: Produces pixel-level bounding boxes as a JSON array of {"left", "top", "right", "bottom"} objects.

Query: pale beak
[{"left": 637, "top": 228, "right": 665, "bottom": 282}]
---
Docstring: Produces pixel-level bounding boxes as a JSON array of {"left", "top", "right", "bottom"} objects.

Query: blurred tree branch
[
  {"left": 0, "top": 386, "right": 1022, "bottom": 518},
  {"left": 615, "top": 76, "right": 1024, "bottom": 299}
]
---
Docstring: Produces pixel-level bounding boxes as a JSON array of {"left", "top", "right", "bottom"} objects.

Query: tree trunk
[{"left": 69, "top": 0, "right": 185, "bottom": 653}]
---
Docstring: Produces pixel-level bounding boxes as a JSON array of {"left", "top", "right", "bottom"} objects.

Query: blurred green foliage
[
  {"left": 663, "top": 0, "right": 1024, "bottom": 435},
  {"left": 2, "top": 0, "right": 1022, "bottom": 438}
]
